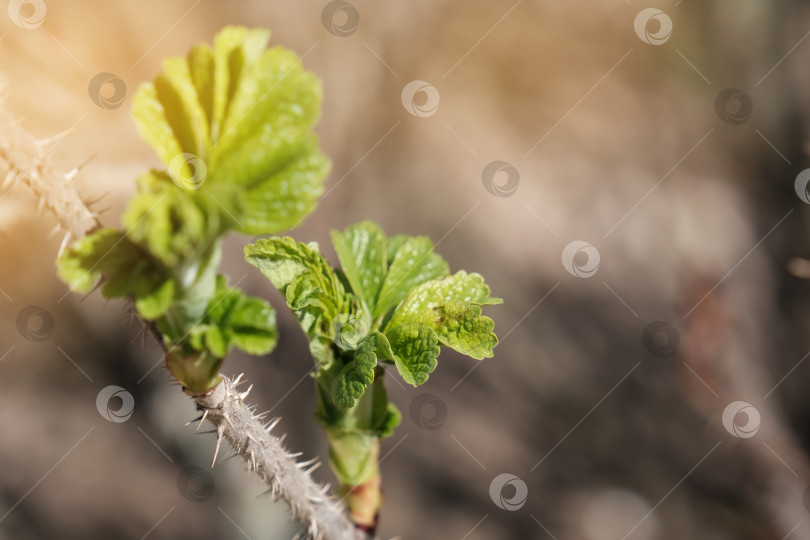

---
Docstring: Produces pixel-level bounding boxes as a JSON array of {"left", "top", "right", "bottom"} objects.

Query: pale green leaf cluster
[
  {"left": 132, "top": 25, "right": 329, "bottom": 235},
  {"left": 245, "top": 221, "right": 501, "bottom": 411},
  {"left": 58, "top": 26, "right": 329, "bottom": 384},
  {"left": 170, "top": 275, "right": 278, "bottom": 358}
]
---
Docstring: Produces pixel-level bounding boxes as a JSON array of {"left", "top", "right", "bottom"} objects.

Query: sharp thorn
[
  {"left": 211, "top": 425, "right": 225, "bottom": 467},
  {"left": 196, "top": 409, "right": 209, "bottom": 431},
  {"left": 265, "top": 417, "right": 281, "bottom": 432},
  {"left": 57, "top": 232, "right": 72, "bottom": 258},
  {"left": 297, "top": 457, "right": 318, "bottom": 468}
]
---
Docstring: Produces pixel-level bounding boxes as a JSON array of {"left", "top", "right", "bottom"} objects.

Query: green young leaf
[
  {"left": 335, "top": 335, "right": 378, "bottom": 409},
  {"left": 374, "top": 237, "right": 449, "bottom": 319},
  {"left": 135, "top": 279, "right": 176, "bottom": 321},
  {"left": 122, "top": 171, "right": 218, "bottom": 268},
  {"left": 432, "top": 303, "right": 498, "bottom": 360},
  {"left": 201, "top": 275, "right": 278, "bottom": 357},
  {"left": 57, "top": 228, "right": 175, "bottom": 320},
  {"left": 386, "top": 271, "right": 501, "bottom": 360},
  {"left": 238, "top": 139, "right": 329, "bottom": 234},
  {"left": 387, "top": 270, "right": 501, "bottom": 325},
  {"left": 385, "top": 234, "right": 409, "bottom": 265},
  {"left": 227, "top": 295, "right": 278, "bottom": 355},
  {"left": 386, "top": 323, "right": 440, "bottom": 386},
  {"left": 245, "top": 237, "right": 334, "bottom": 292},
  {"left": 330, "top": 221, "right": 387, "bottom": 310},
  {"left": 132, "top": 26, "right": 328, "bottom": 236},
  {"left": 245, "top": 237, "right": 355, "bottom": 365},
  {"left": 333, "top": 331, "right": 394, "bottom": 409}
]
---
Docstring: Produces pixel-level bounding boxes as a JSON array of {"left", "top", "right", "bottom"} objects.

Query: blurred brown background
[{"left": 2, "top": 0, "right": 810, "bottom": 538}]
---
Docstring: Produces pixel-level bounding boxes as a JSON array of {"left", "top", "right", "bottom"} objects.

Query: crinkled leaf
[
  {"left": 122, "top": 171, "right": 220, "bottom": 267},
  {"left": 245, "top": 237, "right": 352, "bottom": 356},
  {"left": 57, "top": 228, "right": 175, "bottom": 320},
  {"left": 386, "top": 323, "right": 440, "bottom": 386},
  {"left": 432, "top": 303, "right": 498, "bottom": 360},
  {"left": 374, "top": 237, "right": 449, "bottom": 319},
  {"left": 335, "top": 335, "right": 379, "bottom": 409},
  {"left": 387, "top": 270, "right": 501, "bottom": 327},
  {"left": 245, "top": 237, "right": 333, "bottom": 291},
  {"left": 132, "top": 26, "right": 328, "bottom": 235},
  {"left": 386, "top": 271, "right": 501, "bottom": 359},
  {"left": 330, "top": 221, "right": 387, "bottom": 311},
  {"left": 182, "top": 275, "right": 277, "bottom": 358}
]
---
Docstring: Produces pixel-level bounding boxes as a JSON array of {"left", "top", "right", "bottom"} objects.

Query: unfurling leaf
[
  {"left": 57, "top": 228, "right": 175, "bottom": 320},
  {"left": 385, "top": 323, "right": 440, "bottom": 386},
  {"left": 132, "top": 26, "right": 329, "bottom": 236},
  {"left": 374, "top": 236, "right": 449, "bottom": 319}
]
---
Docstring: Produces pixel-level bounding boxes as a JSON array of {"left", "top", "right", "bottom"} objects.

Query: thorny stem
[
  {"left": 0, "top": 91, "right": 98, "bottom": 242},
  {"left": 4, "top": 100, "right": 366, "bottom": 539},
  {"left": 195, "top": 374, "right": 363, "bottom": 540}
]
